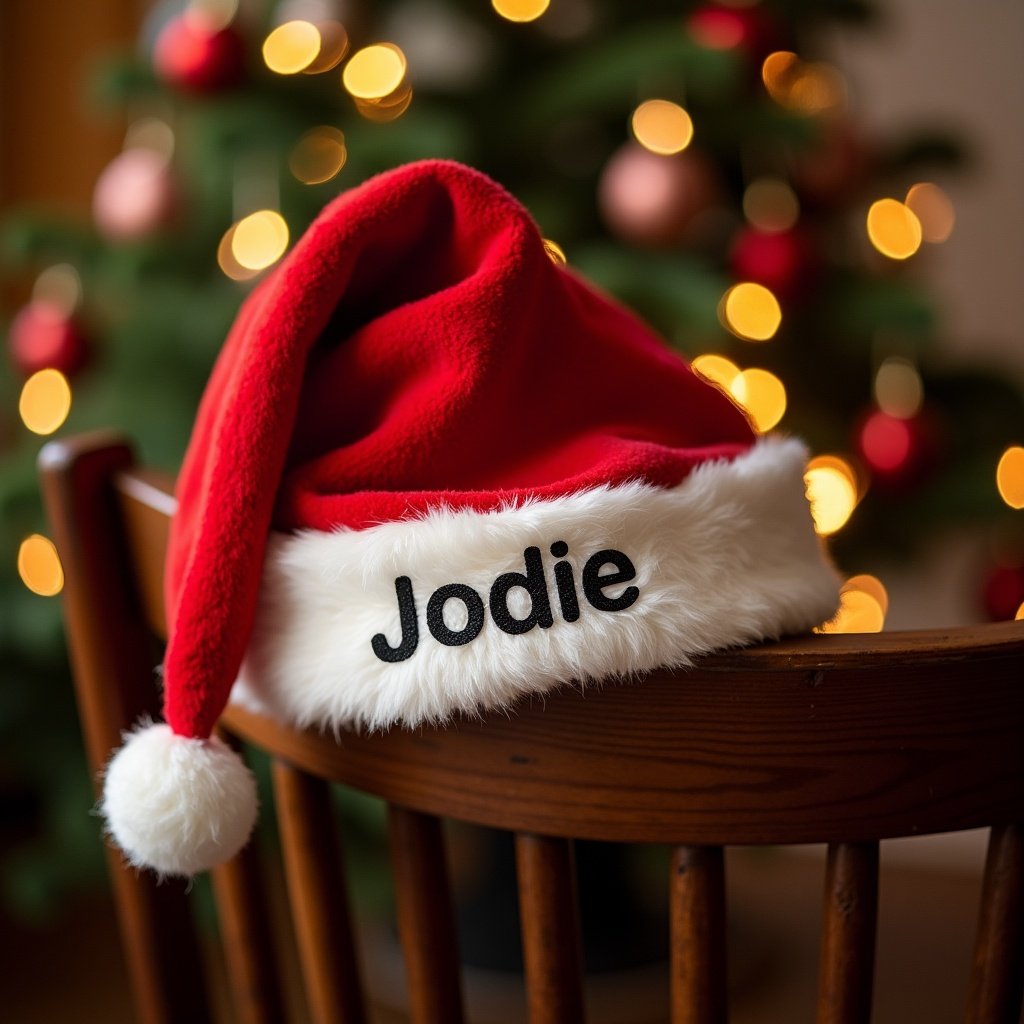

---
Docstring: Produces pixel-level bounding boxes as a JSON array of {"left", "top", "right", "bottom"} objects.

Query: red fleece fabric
[{"left": 164, "top": 160, "right": 755, "bottom": 739}]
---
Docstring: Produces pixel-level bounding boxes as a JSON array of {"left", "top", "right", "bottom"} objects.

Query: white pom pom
[{"left": 101, "top": 722, "right": 258, "bottom": 877}]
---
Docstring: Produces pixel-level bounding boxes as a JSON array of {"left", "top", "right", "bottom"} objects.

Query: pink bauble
[
  {"left": 8, "top": 300, "right": 90, "bottom": 377},
  {"left": 599, "top": 145, "right": 720, "bottom": 248},
  {"left": 93, "top": 149, "right": 177, "bottom": 241},
  {"left": 153, "top": 12, "right": 245, "bottom": 94}
]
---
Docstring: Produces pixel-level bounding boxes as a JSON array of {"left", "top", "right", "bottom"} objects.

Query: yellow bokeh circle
[
  {"left": 492, "top": 0, "right": 550, "bottom": 23},
  {"left": 19, "top": 369, "right": 72, "bottom": 436},
  {"left": 631, "top": 100, "right": 694, "bottom": 156},
  {"left": 231, "top": 211, "right": 290, "bottom": 271},
  {"left": 722, "top": 282, "right": 782, "bottom": 342},
  {"left": 342, "top": 44, "right": 407, "bottom": 100},
  {"left": 262, "top": 21, "right": 321, "bottom": 75},
  {"left": 996, "top": 445, "right": 1024, "bottom": 509},
  {"left": 804, "top": 463, "right": 857, "bottom": 536},
  {"left": 18, "top": 534, "right": 64, "bottom": 597},
  {"left": 867, "top": 198, "right": 922, "bottom": 260}
]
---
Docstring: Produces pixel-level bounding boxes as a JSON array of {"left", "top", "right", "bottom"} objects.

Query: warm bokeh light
[
  {"left": 817, "top": 588, "right": 885, "bottom": 633},
  {"left": 874, "top": 357, "right": 923, "bottom": 419},
  {"left": 996, "top": 446, "right": 1024, "bottom": 509},
  {"left": 17, "top": 534, "right": 64, "bottom": 597},
  {"left": 762, "top": 50, "right": 799, "bottom": 99},
  {"left": 843, "top": 573, "right": 889, "bottom": 615},
  {"left": 492, "top": 0, "right": 550, "bottom": 23},
  {"left": 342, "top": 43, "right": 407, "bottom": 99},
  {"left": 217, "top": 225, "right": 261, "bottom": 281},
  {"left": 631, "top": 100, "right": 694, "bottom": 156},
  {"left": 230, "top": 211, "right": 289, "bottom": 271},
  {"left": 692, "top": 354, "right": 741, "bottom": 392},
  {"left": 262, "top": 20, "right": 321, "bottom": 75},
  {"left": 32, "top": 263, "right": 82, "bottom": 316},
  {"left": 905, "top": 182, "right": 955, "bottom": 244},
  {"left": 542, "top": 239, "right": 566, "bottom": 265},
  {"left": 742, "top": 178, "right": 800, "bottom": 233},
  {"left": 866, "top": 199, "right": 922, "bottom": 260},
  {"left": 762, "top": 51, "right": 845, "bottom": 114},
  {"left": 289, "top": 126, "right": 347, "bottom": 184},
  {"left": 730, "top": 368, "right": 787, "bottom": 433},
  {"left": 1016, "top": 601, "right": 1024, "bottom": 621},
  {"left": 861, "top": 412, "right": 912, "bottom": 472},
  {"left": 688, "top": 7, "right": 745, "bottom": 49},
  {"left": 805, "top": 457, "right": 858, "bottom": 535},
  {"left": 354, "top": 83, "right": 414, "bottom": 122},
  {"left": 721, "top": 282, "right": 782, "bottom": 341},
  {"left": 19, "top": 369, "right": 72, "bottom": 435},
  {"left": 303, "top": 21, "right": 349, "bottom": 74}
]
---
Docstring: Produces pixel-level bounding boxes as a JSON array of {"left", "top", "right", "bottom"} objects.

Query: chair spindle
[
  {"left": 388, "top": 805, "right": 466, "bottom": 1024},
  {"left": 670, "top": 845, "right": 727, "bottom": 1024},
  {"left": 816, "top": 841, "right": 879, "bottom": 1024}
]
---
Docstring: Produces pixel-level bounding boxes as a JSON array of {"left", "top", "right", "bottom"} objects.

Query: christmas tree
[{"left": 2, "top": 0, "right": 1022, "bottom": 910}]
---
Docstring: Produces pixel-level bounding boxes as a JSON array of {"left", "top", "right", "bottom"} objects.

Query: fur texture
[
  {"left": 101, "top": 723, "right": 258, "bottom": 877},
  {"left": 235, "top": 436, "right": 840, "bottom": 731}
]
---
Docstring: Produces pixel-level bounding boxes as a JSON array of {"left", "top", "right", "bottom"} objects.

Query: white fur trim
[
  {"left": 102, "top": 723, "right": 258, "bottom": 877},
  {"left": 236, "top": 436, "right": 839, "bottom": 731}
]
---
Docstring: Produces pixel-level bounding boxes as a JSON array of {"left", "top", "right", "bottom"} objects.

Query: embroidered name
[{"left": 371, "top": 542, "right": 639, "bottom": 663}]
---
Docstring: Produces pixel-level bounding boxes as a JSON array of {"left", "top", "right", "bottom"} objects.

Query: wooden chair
[{"left": 39, "top": 431, "right": 1024, "bottom": 1024}]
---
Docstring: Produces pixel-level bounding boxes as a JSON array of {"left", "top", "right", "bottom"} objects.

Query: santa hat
[{"left": 101, "top": 160, "right": 839, "bottom": 876}]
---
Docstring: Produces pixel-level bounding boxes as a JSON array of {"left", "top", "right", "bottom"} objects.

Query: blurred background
[{"left": 1, "top": 0, "right": 1022, "bottom": 1020}]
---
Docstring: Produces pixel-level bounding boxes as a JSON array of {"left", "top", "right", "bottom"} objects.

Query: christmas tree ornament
[
  {"left": 99, "top": 161, "right": 839, "bottom": 876},
  {"left": 855, "top": 407, "right": 940, "bottom": 490},
  {"left": 729, "top": 226, "right": 813, "bottom": 298},
  {"left": 598, "top": 144, "right": 720, "bottom": 248},
  {"left": 7, "top": 300, "right": 90, "bottom": 378},
  {"left": 93, "top": 148, "right": 179, "bottom": 241},
  {"left": 687, "top": 2, "right": 776, "bottom": 60},
  {"left": 153, "top": 9, "right": 246, "bottom": 93}
]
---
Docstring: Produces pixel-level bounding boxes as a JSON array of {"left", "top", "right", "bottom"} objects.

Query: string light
[
  {"left": 730, "top": 368, "right": 786, "bottom": 433},
  {"left": 743, "top": 178, "right": 800, "bottom": 233},
  {"left": 1016, "top": 601, "right": 1024, "bottom": 621},
  {"left": 342, "top": 43, "right": 407, "bottom": 100},
  {"left": 874, "top": 357, "right": 923, "bottom": 419},
  {"left": 217, "top": 225, "right": 261, "bottom": 281},
  {"left": 289, "top": 126, "right": 347, "bottom": 184},
  {"left": 843, "top": 574, "right": 889, "bottom": 616},
  {"left": 762, "top": 51, "right": 845, "bottom": 114},
  {"left": 17, "top": 534, "right": 64, "bottom": 597},
  {"left": 805, "top": 455, "right": 859, "bottom": 535},
  {"left": 817, "top": 587, "right": 885, "bottom": 633},
  {"left": 721, "top": 282, "right": 782, "bottom": 341},
  {"left": 303, "top": 21, "right": 349, "bottom": 74},
  {"left": 905, "top": 182, "right": 955, "bottom": 243},
  {"left": 230, "top": 211, "right": 289, "bottom": 272},
  {"left": 353, "top": 83, "right": 413, "bottom": 122},
  {"left": 262, "top": 21, "right": 321, "bottom": 75},
  {"left": 492, "top": 0, "right": 550, "bottom": 23},
  {"left": 19, "top": 369, "right": 72, "bottom": 435},
  {"left": 631, "top": 100, "right": 694, "bottom": 156},
  {"left": 996, "top": 446, "right": 1024, "bottom": 509},
  {"left": 692, "top": 354, "right": 741, "bottom": 392},
  {"left": 866, "top": 199, "right": 922, "bottom": 260},
  {"left": 542, "top": 239, "right": 566, "bottom": 265}
]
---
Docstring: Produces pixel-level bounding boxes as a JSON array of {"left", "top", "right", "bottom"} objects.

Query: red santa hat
[{"left": 101, "top": 160, "right": 839, "bottom": 876}]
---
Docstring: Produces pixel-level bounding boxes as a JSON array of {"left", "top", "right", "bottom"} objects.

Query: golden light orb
[
  {"left": 1016, "top": 601, "right": 1024, "bottom": 621},
  {"left": 996, "top": 445, "right": 1024, "bottom": 509},
  {"left": 805, "top": 460, "right": 858, "bottom": 536},
  {"left": 342, "top": 43, "right": 407, "bottom": 100},
  {"left": 18, "top": 534, "right": 64, "bottom": 597},
  {"left": 843, "top": 574, "right": 889, "bottom": 616},
  {"left": 262, "top": 20, "right": 321, "bottom": 75},
  {"left": 19, "top": 369, "right": 72, "bottom": 436},
  {"left": 631, "top": 100, "right": 694, "bottom": 156},
  {"left": 303, "top": 21, "right": 349, "bottom": 74},
  {"left": 742, "top": 178, "right": 800, "bottom": 234},
  {"left": 730, "top": 367, "right": 787, "bottom": 433},
  {"left": 817, "top": 588, "right": 885, "bottom": 634},
  {"left": 230, "top": 211, "right": 289, "bottom": 271},
  {"left": 762, "top": 51, "right": 845, "bottom": 114},
  {"left": 905, "top": 182, "right": 955, "bottom": 244},
  {"left": 692, "top": 354, "right": 741, "bottom": 392},
  {"left": 874, "top": 356, "right": 924, "bottom": 419},
  {"left": 542, "top": 239, "right": 567, "bottom": 265},
  {"left": 354, "top": 82, "right": 414, "bottom": 122},
  {"left": 492, "top": 0, "right": 550, "bottom": 23},
  {"left": 289, "top": 126, "right": 347, "bottom": 184},
  {"left": 867, "top": 198, "right": 922, "bottom": 260},
  {"left": 217, "top": 225, "right": 260, "bottom": 281},
  {"left": 762, "top": 51, "right": 799, "bottom": 101},
  {"left": 721, "top": 282, "right": 782, "bottom": 342}
]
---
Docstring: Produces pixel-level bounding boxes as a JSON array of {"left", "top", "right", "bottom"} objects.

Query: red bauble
[
  {"left": 687, "top": 3, "right": 777, "bottom": 59},
  {"left": 8, "top": 300, "right": 90, "bottom": 378},
  {"left": 153, "top": 11, "right": 245, "bottom": 93},
  {"left": 729, "top": 227, "right": 813, "bottom": 298},
  {"left": 598, "top": 144, "right": 721, "bottom": 249},
  {"left": 93, "top": 148, "right": 178, "bottom": 241},
  {"left": 980, "top": 560, "right": 1024, "bottom": 621},
  {"left": 855, "top": 409, "right": 940, "bottom": 491}
]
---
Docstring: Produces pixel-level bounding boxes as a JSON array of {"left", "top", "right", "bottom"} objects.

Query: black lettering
[
  {"left": 489, "top": 546, "right": 554, "bottom": 635},
  {"left": 427, "top": 584, "right": 485, "bottom": 647},
  {"left": 553, "top": 561, "right": 580, "bottom": 622},
  {"left": 371, "top": 576, "right": 419, "bottom": 662},
  {"left": 582, "top": 549, "right": 639, "bottom": 612}
]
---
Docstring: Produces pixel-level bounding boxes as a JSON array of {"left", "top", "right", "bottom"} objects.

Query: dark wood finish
[
  {"left": 388, "top": 806, "right": 465, "bottom": 1024},
  {"left": 272, "top": 760, "right": 367, "bottom": 1024},
  {"left": 816, "top": 842, "right": 880, "bottom": 1024},
  {"left": 38, "top": 435, "right": 210, "bottom": 1024},
  {"left": 210, "top": 843, "right": 288, "bottom": 1024},
  {"left": 670, "top": 846, "right": 727, "bottom": 1024},
  {"left": 967, "top": 823, "right": 1024, "bottom": 1024}
]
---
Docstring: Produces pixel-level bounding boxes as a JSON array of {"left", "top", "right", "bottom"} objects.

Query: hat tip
[{"left": 102, "top": 722, "right": 258, "bottom": 877}]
